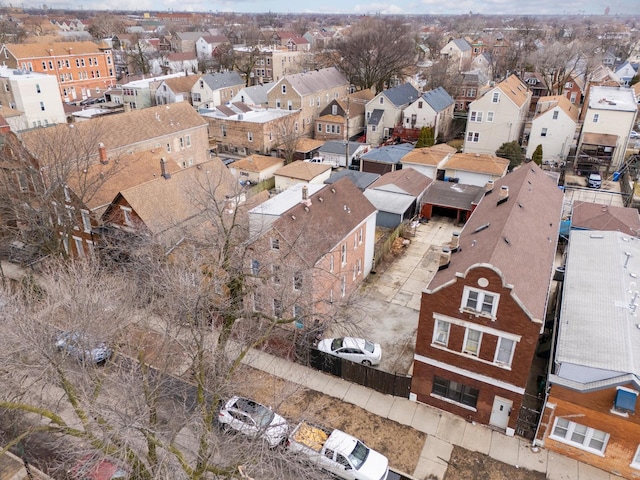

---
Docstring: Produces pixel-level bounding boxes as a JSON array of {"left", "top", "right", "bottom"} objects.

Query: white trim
[
  {"left": 414, "top": 353, "right": 525, "bottom": 395},
  {"left": 550, "top": 417, "right": 608, "bottom": 456},
  {"left": 433, "top": 313, "right": 521, "bottom": 342},
  {"left": 430, "top": 393, "right": 477, "bottom": 412},
  {"left": 631, "top": 445, "right": 640, "bottom": 470}
]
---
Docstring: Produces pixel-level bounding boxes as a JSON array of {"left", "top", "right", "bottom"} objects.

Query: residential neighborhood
[{"left": 0, "top": 5, "right": 639, "bottom": 480}]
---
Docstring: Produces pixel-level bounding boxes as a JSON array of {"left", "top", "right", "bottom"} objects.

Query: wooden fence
[{"left": 306, "top": 348, "right": 412, "bottom": 398}]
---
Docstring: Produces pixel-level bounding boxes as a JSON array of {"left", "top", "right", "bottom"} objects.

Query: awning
[{"left": 614, "top": 388, "right": 637, "bottom": 413}]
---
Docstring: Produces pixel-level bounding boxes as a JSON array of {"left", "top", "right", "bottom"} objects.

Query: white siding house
[
  {"left": 463, "top": 75, "right": 531, "bottom": 156},
  {"left": 526, "top": 95, "right": 579, "bottom": 163}
]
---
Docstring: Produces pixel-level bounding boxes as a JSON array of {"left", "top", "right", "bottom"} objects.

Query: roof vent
[
  {"left": 160, "top": 157, "right": 171, "bottom": 179},
  {"left": 485, "top": 180, "right": 494, "bottom": 194},
  {"left": 473, "top": 223, "right": 490, "bottom": 233},
  {"left": 497, "top": 185, "right": 509, "bottom": 205}
]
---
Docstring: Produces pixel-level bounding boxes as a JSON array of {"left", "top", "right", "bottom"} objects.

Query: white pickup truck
[
  {"left": 304, "top": 156, "right": 339, "bottom": 168},
  {"left": 288, "top": 421, "right": 389, "bottom": 480}
]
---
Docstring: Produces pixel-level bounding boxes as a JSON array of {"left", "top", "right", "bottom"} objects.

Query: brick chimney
[
  {"left": 160, "top": 157, "right": 171, "bottom": 179},
  {"left": 98, "top": 142, "right": 108, "bottom": 164}
]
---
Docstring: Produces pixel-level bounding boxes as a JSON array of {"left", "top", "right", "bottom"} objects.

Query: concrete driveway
[{"left": 330, "top": 217, "right": 460, "bottom": 375}]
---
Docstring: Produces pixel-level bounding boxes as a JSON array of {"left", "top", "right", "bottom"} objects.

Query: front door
[{"left": 489, "top": 396, "right": 512, "bottom": 430}]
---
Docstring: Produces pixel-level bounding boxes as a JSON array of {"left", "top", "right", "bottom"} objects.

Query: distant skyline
[{"left": 16, "top": 0, "right": 640, "bottom": 16}]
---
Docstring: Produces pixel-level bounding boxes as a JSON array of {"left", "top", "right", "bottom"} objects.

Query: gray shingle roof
[
  {"left": 361, "top": 144, "right": 414, "bottom": 164},
  {"left": 452, "top": 38, "right": 472, "bottom": 52},
  {"left": 273, "top": 67, "right": 348, "bottom": 96},
  {"left": 324, "top": 170, "right": 380, "bottom": 191},
  {"left": 383, "top": 83, "right": 420, "bottom": 107},
  {"left": 202, "top": 71, "right": 244, "bottom": 90},
  {"left": 368, "top": 109, "right": 384, "bottom": 126},
  {"left": 318, "top": 140, "right": 363, "bottom": 156},
  {"left": 421, "top": 86, "right": 454, "bottom": 112}
]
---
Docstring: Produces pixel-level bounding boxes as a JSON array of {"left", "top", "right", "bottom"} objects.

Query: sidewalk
[{"left": 243, "top": 347, "right": 616, "bottom": 480}]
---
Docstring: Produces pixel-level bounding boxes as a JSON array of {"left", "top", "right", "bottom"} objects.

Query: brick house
[
  {"left": 201, "top": 105, "right": 300, "bottom": 157},
  {"left": 266, "top": 67, "right": 350, "bottom": 136},
  {"left": 411, "top": 162, "right": 563, "bottom": 434},
  {"left": 534, "top": 230, "right": 640, "bottom": 478},
  {"left": 314, "top": 89, "right": 375, "bottom": 142},
  {"left": 246, "top": 178, "right": 377, "bottom": 325},
  {"left": 0, "top": 41, "right": 116, "bottom": 102}
]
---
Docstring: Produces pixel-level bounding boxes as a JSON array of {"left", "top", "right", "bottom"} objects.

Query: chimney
[
  {"left": 450, "top": 231, "right": 460, "bottom": 252},
  {"left": 485, "top": 179, "right": 494, "bottom": 194},
  {"left": 160, "top": 157, "right": 171, "bottom": 179},
  {"left": 438, "top": 247, "right": 451, "bottom": 270},
  {"left": 98, "top": 142, "right": 108, "bottom": 164},
  {"left": 497, "top": 185, "right": 509, "bottom": 205}
]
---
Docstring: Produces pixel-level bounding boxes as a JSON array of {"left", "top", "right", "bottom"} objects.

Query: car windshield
[
  {"left": 348, "top": 440, "right": 370, "bottom": 470},
  {"left": 235, "top": 398, "right": 275, "bottom": 428},
  {"left": 364, "top": 340, "right": 375, "bottom": 353},
  {"left": 331, "top": 338, "right": 344, "bottom": 351},
  {"left": 252, "top": 404, "right": 275, "bottom": 427}
]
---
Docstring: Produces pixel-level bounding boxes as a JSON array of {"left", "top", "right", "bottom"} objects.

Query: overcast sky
[{"left": 30, "top": 0, "right": 638, "bottom": 16}]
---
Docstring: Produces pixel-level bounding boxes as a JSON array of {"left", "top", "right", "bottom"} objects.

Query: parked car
[
  {"left": 55, "top": 332, "right": 112, "bottom": 365},
  {"left": 587, "top": 172, "right": 602, "bottom": 189},
  {"left": 71, "top": 455, "right": 128, "bottom": 479},
  {"left": 217, "top": 396, "right": 289, "bottom": 447},
  {"left": 317, "top": 337, "right": 382, "bottom": 366},
  {"left": 630, "top": 130, "right": 639, "bottom": 139}
]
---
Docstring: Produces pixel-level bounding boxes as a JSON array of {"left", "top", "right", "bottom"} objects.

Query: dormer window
[{"left": 461, "top": 286, "right": 499, "bottom": 318}]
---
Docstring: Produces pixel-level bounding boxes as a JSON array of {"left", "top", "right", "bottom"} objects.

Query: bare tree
[
  {"left": 332, "top": 17, "right": 417, "bottom": 91},
  {"left": 127, "top": 35, "right": 152, "bottom": 76},
  {"left": 87, "top": 14, "right": 126, "bottom": 39}
]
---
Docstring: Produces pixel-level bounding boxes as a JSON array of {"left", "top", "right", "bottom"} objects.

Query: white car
[
  {"left": 317, "top": 337, "right": 382, "bottom": 366},
  {"left": 217, "top": 396, "right": 289, "bottom": 447},
  {"left": 631, "top": 130, "right": 639, "bottom": 139}
]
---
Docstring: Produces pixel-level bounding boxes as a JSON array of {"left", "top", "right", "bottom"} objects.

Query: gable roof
[
  {"left": 324, "top": 170, "right": 380, "bottom": 191},
  {"left": 361, "top": 144, "right": 414, "bottom": 164},
  {"left": 367, "top": 167, "right": 431, "bottom": 197},
  {"left": 201, "top": 71, "right": 244, "bottom": 90},
  {"left": 452, "top": 38, "right": 472, "bottom": 52},
  {"left": 571, "top": 201, "right": 640, "bottom": 235},
  {"left": 401, "top": 144, "right": 456, "bottom": 167},
  {"left": 367, "top": 109, "right": 384, "bottom": 126},
  {"left": 275, "top": 160, "right": 331, "bottom": 181},
  {"left": 231, "top": 154, "right": 284, "bottom": 172},
  {"left": 20, "top": 102, "right": 207, "bottom": 164},
  {"left": 382, "top": 83, "right": 421, "bottom": 107},
  {"left": 111, "top": 157, "right": 237, "bottom": 243},
  {"left": 420, "top": 87, "right": 454, "bottom": 112},
  {"left": 272, "top": 67, "right": 347, "bottom": 97},
  {"left": 494, "top": 74, "right": 530, "bottom": 108},
  {"left": 161, "top": 74, "right": 201, "bottom": 93},
  {"left": 555, "top": 230, "right": 640, "bottom": 382},
  {"left": 428, "top": 162, "right": 564, "bottom": 321},
  {"left": 535, "top": 95, "right": 579, "bottom": 122},
  {"left": 232, "top": 83, "right": 271, "bottom": 105},
  {"left": 271, "top": 177, "right": 376, "bottom": 266},
  {"left": 444, "top": 152, "right": 510, "bottom": 176}
]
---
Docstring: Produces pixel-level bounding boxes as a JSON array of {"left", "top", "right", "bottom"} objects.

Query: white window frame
[
  {"left": 593, "top": 113, "right": 599, "bottom": 123},
  {"left": 271, "top": 238, "right": 279, "bottom": 250},
  {"left": 466, "top": 131, "right": 480, "bottom": 143},
  {"left": 486, "top": 111, "right": 494, "bottom": 122},
  {"left": 329, "top": 254, "right": 334, "bottom": 272},
  {"left": 462, "top": 328, "right": 482, "bottom": 356},
  {"left": 553, "top": 110, "right": 559, "bottom": 120},
  {"left": 357, "top": 258, "right": 362, "bottom": 276},
  {"left": 494, "top": 337, "right": 515, "bottom": 366},
  {"left": 341, "top": 244, "right": 347, "bottom": 265},
  {"left": 247, "top": 132, "right": 253, "bottom": 142},
  {"left": 470, "top": 110, "right": 483, "bottom": 122},
  {"left": 492, "top": 92, "right": 500, "bottom": 103},
  {"left": 541, "top": 128, "right": 548, "bottom": 137},
  {"left": 358, "top": 228, "right": 363, "bottom": 244},
  {"left": 120, "top": 206, "right": 133, "bottom": 226},
  {"left": 461, "top": 287, "right": 499, "bottom": 318},
  {"left": 72, "top": 236, "right": 85, "bottom": 258},
  {"left": 433, "top": 319, "right": 451, "bottom": 346},
  {"left": 341, "top": 275, "right": 346, "bottom": 297},
  {"left": 80, "top": 209, "right": 91, "bottom": 233},
  {"left": 550, "top": 418, "right": 609, "bottom": 456}
]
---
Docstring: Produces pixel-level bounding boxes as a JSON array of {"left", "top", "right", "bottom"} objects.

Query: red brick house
[
  {"left": 534, "top": 230, "right": 640, "bottom": 478},
  {"left": 410, "top": 162, "right": 563, "bottom": 434},
  {"left": 245, "top": 178, "right": 377, "bottom": 326},
  {"left": 0, "top": 41, "right": 116, "bottom": 102}
]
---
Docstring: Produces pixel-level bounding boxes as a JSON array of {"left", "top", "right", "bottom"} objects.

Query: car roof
[{"left": 340, "top": 337, "right": 367, "bottom": 349}]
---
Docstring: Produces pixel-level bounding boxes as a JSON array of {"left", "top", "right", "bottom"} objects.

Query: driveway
[{"left": 330, "top": 217, "right": 461, "bottom": 375}]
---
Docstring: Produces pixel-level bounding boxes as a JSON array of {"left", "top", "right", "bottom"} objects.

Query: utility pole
[{"left": 344, "top": 95, "right": 350, "bottom": 168}]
